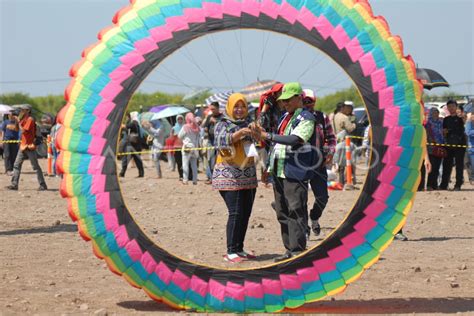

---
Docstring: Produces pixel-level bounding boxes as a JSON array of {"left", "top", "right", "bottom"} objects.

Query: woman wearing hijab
[
  {"left": 425, "top": 107, "right": 445, "bottom": 190},
  {"left": 213, "top": 93, "right": 258, "bottom": 263},
  {"left": 178, "top": 113, "right": 201, "bottom": 185},
  {"left": 173, "top": 115, "right": 184, "bottom": 135}
]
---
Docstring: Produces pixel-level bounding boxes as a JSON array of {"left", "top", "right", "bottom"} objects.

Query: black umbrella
[{"left": 416, "top": 68, "right": 450, "bottom": 90}]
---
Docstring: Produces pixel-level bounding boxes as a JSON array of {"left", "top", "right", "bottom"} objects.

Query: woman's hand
[
  {"left": 231, "top": 127, "right": 251, "bottom": 143},
  {"left": 238, "top": 127, "right": 252, "bottom": 138},
  {"left": 249, "top": 123, "right": 263, "bottom": 141},
  {"left": 424, "top": 157, "right": 432, "bottom": 174},
  {"left": 249, "top": 123, "right": 267, "bottom": 141}
]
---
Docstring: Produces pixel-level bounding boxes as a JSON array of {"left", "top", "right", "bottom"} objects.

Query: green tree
[
  {"left": 34, "top": 95, "right": 67, "bottom": 115},
  {"left": 0, "top": 92, "right": 37, "bottom": 107},
  {"left": 423, "top": 91, "right": 462, "bottom": 102},
  {"left": 0, "top": 92, "right": 41, "bottom": 118},
  {"left": 316, "top": 86, "right": 363, "bottom": 113},
  {"left": 128, "top": 91, "right": 185, "bottom": 112}
]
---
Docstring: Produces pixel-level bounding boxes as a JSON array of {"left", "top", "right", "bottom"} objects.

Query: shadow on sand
[
  {"left": 118, "top": 297, "right": 474, "bottom": 314},
  {"left": 0, "top": 224, "right": 76, "bottom": 236}
]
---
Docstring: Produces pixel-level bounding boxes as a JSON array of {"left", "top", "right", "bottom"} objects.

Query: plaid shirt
[
  {"left": 312, "top": 111, "right": 336, "bottom": 158},
  {"left": 268, "top": 108, "right": 315, "bottom": 178}
]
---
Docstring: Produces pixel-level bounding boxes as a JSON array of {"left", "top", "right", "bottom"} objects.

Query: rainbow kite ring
[{"left": 57, "top": 0, "right": 424, "bottom": 313}]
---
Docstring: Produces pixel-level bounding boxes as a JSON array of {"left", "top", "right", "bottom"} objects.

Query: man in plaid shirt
[{"left": 302, "top": 89, "right": 336, "bottom": 237}]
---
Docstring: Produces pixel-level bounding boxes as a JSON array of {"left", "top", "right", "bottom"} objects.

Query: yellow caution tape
[
  {"left": 347, "top": 135, "right": 470, "bottom": 148},
  {"left": 117, "top": 146, "right": 218, "bottom": 157},
  {"left": 426, "top": 143, "right": 470, "bottom": 149},
  {"left": 3, "top": 138, "right": 469, "bottom": 154},
  {"left": 0, "top": 139, "right": 50, "bottom": 145},
  {"left": 0, "top": 140, "right": 20, "bottom": 144}
]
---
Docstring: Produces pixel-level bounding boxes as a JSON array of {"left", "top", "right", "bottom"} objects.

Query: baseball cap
[
  {"left": 270, "top": 83, "right": 284, "bottom": 94},
  {"left": 303, "top": 89, "right": 316, "bottom": 102},
  {"left": 277, "top": 82, "right": 303, "bottom": 101},
  {"left": 19, "top": 104, "right": 32, "bottom": 111},
  {"left": 343, "top": 100, "right": 354, "bottom": 106}
]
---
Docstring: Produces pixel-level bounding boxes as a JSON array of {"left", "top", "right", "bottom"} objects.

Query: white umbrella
[
  {"left": 151, "top": 106, "right": 190, "bottom": 120},
  {"left": 0, "top": 104, "right": 13, "bottom": 114}
]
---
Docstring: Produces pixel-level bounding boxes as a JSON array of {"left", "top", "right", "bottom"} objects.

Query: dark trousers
[
  {"left": 120, "top": 144, "right": 144, "bottom": 177},
  {"left": 273, "top": 176, "right": 308, "bottom": 252},
  {"left": 11, "top": 149, "right": 46, "bottom": 187},
  {"left": 418, "top": 160, "right": 426, "bottom": 191},
  {"left": 309, "top": 166, "right": 329, "bottom": 221},
  {"left": 174, "top": 151, "right": 184, "bottom": 179},
  {"left": 219, "top": 189, "right": 256, "bottom": 254},
  {"left": 3, "top": 143, "right": 19, "bottom": 172},
  {"left": 427, "top": 154, "right": 443, "bottom": 189},
  {"left": 338, "top": 165, "right": 357, "bottom": 185},
  {"left": 441, "top": 147, "right": 466, "bottom": 189}
]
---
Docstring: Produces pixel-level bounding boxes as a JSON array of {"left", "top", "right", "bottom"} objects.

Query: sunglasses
[{"left": 303, "top": 98, "right": 315, "bottom": 105}]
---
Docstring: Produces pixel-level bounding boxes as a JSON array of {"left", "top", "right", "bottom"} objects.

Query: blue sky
[{"left": 0, "top": 0, "right": 473, "bottom": 98}]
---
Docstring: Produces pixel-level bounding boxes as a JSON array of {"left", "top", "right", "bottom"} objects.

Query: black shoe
[
  {"left": 439, "top": 186, "right": 448, "bottom": 191},
  {"left": 119, "top": 173, "right": 125, "bottom": 178},
  {"left": 453, "top": 186, "right": 461, "bottom": 191},
  {"left": 6, "top": 185, "right": 18, "bottom": 191},
  {"left": 394, "top": 232, "right": 408, "bottom": 241},
  {"left": 137, "top": 174, "right": 144, "bottom": 178},
  {"left": 38, "top": 185, "right": 48, "bottom": 191},
  {"left": 311, "top": 220, "right": 321, "bottom": 236},
  {"left": 274, "top": 251, "right": 292, "bottom": 262}
]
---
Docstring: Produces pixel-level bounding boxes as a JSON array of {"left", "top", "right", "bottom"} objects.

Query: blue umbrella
[{"left": 151, "top": 106, "right": 190, "bottom": 120}]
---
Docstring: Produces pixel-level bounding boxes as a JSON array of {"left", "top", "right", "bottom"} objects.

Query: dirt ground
[{"left": 1, "top": 157, "right": 473, "bottom": 315}]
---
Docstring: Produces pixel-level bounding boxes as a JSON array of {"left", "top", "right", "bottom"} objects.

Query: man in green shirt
[{"left": 259, "top": 82, "right": 316, "bottom": 262}]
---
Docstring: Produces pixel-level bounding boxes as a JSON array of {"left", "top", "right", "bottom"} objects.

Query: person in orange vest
[{"left": 6, "top": 104, "right": 47, "bottom": 191}]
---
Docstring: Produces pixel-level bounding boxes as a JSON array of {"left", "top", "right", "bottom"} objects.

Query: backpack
[
  {"left": 313, "top": 110, "right": 328, "bottom": 159},
  {"left": 33, "top": 120, "right": 43, "bottom": 146}
]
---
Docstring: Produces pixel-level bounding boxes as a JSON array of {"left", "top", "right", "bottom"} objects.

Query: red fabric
[
  {"left": 171, "top": 134, "right": 182, "bottom": 148},
  {"left": 19, "top": 116, "right": 35, "bottom": 151},
  {"left": 165, "top": 136, "right": 176, "bottom": 154},
  {"left": 257, "top": 83, "right": 284, "bottom": 116},
  {"left": 278, "top": 113, "right": 294, "bottom": 135}
]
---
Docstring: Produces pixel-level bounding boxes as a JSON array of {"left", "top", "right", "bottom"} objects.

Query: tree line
[{"left": 0, "top": 87, "right": 462, "bottom": 119}]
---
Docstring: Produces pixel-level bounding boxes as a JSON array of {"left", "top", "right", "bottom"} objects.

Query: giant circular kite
[{"left": 57, "top": 0, "right": 424, "bottom": 313}]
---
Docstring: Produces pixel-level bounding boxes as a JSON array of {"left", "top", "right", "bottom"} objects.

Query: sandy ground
[{"left": 0, "top": 156, "right": 473, "bottom": 315}]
